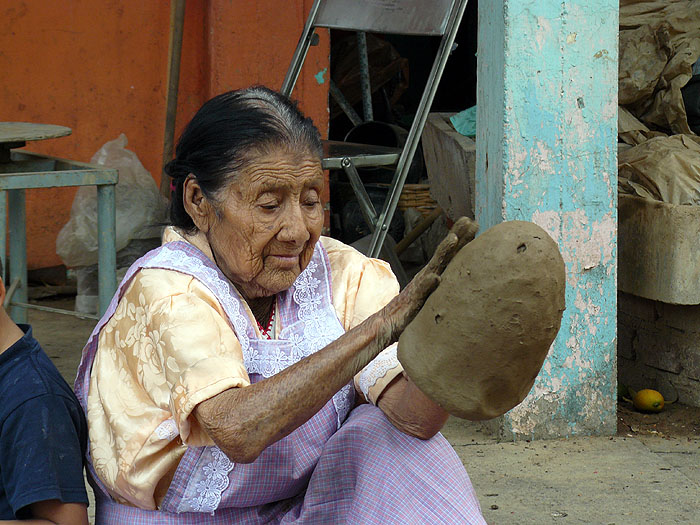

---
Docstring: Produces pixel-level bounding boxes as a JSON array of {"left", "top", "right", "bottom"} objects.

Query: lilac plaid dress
[{"left": 75, "top": 240, "right": 485, "bottom": 524}]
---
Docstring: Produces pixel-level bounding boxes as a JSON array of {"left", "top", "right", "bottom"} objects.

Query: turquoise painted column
[{"left": 476, "top": 0, "right": 618, "bottom": 439}]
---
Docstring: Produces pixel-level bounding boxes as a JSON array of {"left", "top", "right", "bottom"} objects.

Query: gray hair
[{"left": 164, "top": 86, "right": 323, "bottom": 232}]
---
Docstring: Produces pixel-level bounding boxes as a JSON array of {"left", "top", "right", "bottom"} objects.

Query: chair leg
[
  {"left": 97, "top": 184, "right": 117, "bottom": 317},
  {"left": 341, "top": 159, "right": 410, "bottom": 287},
  {"left": 341, "top": 158, "right": 379, "bottom": 230},
  {"left": 378, "top": 235, "right": 409, "bottom": 288},
  {"left": 8, "top": 189, "right": 27, "bottom": 323}
]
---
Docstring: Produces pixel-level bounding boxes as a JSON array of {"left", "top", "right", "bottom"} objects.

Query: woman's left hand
[{"left": 377, "top": 373, "right": 449, "bottom": 440}]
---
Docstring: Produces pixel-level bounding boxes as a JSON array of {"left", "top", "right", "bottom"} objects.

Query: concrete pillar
[{"left": 476, "top": 0, "right": 618, "bottom": 439}]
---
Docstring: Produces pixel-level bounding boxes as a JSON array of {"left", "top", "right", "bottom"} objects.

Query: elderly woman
[{"left": 75, "top": 86, "right": 486, "bottom": 523}]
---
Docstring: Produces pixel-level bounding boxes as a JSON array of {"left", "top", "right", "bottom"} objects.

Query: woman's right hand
[{"left": 377, "top": 217, "right": 479, "bottom": 347}]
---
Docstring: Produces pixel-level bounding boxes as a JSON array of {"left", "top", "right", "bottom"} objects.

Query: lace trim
[
  {"left": 144, "top": 244, "right": 252, "bottom": 355},
  {"left": 332, "top": 384, "right": 355, "bottom": 428},
  {"left": 154, "top": 419, "right": 179, "bottom": 441},
  {"left": 192, "top": 448, "right": 234, "bottom": 513},
  {"left": 245, "top": 254, "right": 340, "bottom": 377},
  {"left": 357, "top": 343, "right": 400, "bottom": 404},
  {"left": 294, "top": 260, "right": 339, "bottom": 349}
]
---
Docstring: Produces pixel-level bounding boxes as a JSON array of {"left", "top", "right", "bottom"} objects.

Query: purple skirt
[{"left": 95, "top": 404, "right": 485, "bottom": 524}]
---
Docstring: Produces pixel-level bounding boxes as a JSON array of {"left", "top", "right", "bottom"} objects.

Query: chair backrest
[
  {"left": 314, "top": 0, "right": 455, "bottom": 36},
  {"left": 281, "top": 0, "right": 469, "bottom": 258},
  {"left": 282, "top": 0, "right": 465, "bottom": 97}
]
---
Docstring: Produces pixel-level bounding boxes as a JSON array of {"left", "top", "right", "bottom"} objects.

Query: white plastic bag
[{"left": 56, "top": 134, "right": 166, "bottom": 267}]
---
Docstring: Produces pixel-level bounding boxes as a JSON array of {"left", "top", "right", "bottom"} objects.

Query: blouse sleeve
[
  {"left": 322, "top": 237, "right": 404, "bottom": 405},
  {"left": 92, "top": 268, "right": 251, "bottom": 449},
  {"left": 152, "top": 288, "right": 252, "bottom": 445},
  {"left": 89, "top": 268, "right": 251, "bottom": 508}
]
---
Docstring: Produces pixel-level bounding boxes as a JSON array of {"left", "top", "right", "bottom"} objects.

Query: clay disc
[{"left": 398, "top": 221, "right": 566, "bottom": 420}]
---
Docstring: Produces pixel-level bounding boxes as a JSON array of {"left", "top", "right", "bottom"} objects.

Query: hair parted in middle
[{"left": 164, "top": 86, "right": 323, "bottom": 232}]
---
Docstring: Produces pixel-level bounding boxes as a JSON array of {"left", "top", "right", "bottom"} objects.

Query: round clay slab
[{"left": 398, "top": 221, "right": 566, "bottom": 420}]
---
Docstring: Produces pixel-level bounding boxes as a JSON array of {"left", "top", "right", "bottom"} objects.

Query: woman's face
[{"left": 189, "top": 147, "right": 324, "bottom": 300}]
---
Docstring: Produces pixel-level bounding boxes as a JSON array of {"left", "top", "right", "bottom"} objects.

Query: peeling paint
[
  {"left": 477, "top": 0, "right": 618, "bottom": 440},
  {"left": 314, "top": 68, "right": 327, "bottom": 84}
]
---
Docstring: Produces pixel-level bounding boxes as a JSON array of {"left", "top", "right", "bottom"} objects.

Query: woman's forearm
[{"left": 195, "top": 307, "right": 401, "bottom": 463}]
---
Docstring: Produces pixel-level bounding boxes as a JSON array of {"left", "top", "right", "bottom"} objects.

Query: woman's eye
[
  {"left": 260, "top": 203, "right": 279, "bottom": 210},
  {"left": 303, "top": 189, "right": 321, "bottom": 208}
]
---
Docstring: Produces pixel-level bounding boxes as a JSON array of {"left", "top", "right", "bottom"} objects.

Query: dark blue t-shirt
[{"left": 0, "top": 325, "right": 88, "bottom": 519}]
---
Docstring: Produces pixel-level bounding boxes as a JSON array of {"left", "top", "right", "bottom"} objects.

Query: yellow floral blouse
[{"left": 87, "top": 227, "right": 403, "bottom": 509}]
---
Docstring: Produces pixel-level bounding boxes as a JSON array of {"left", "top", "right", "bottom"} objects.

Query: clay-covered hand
[{"left": 377, "top": 217, "right": 479, "bottom": 346}]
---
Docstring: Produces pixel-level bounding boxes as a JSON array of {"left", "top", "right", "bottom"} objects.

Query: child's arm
[
  {"left": 0, "top": 500, "right": 88, "bottom": 525},
  {"left": 1, "top": 395, "right": 89, "bottom": 525}
]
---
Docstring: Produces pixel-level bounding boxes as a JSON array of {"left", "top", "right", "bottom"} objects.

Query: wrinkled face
[{"left": 192, "top": 147, "right": 324, "bottom": 300}]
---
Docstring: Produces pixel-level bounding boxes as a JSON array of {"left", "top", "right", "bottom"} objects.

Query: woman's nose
[{"left": 278, "top": 204, "right": 310, "bottom": 244}]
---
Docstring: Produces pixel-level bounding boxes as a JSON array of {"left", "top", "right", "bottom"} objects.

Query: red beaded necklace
[{"left": 257, "top": 301, "right": 275, "bottom": 340}]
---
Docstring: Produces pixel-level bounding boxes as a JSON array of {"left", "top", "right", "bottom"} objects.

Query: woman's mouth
[{"left": 268, "top": 254, "right": 299, "bottom": 269}]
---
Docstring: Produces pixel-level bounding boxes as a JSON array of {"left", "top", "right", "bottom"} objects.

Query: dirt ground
[{"left": 617, "top": 399, "right": 700, "bottom": 438}]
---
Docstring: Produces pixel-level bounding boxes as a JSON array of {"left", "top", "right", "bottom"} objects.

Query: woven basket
[{"left": 377, "top": 183, "right": 438, "bottom": 216}]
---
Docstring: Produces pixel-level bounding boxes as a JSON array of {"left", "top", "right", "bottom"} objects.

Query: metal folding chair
[{"left": 281, "top": 0, "right": 469, "bottom": 272}]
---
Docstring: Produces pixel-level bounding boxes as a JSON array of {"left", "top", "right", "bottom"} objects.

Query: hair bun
[{"left": 164, "top": 158, "right": 188, "bottom": 181}]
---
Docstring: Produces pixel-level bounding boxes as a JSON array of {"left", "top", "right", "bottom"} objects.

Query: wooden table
[{"left": 0, "top": 122, "right": 118, "bottom": 321}]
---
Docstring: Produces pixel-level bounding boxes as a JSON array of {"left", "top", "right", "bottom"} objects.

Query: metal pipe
[
  {"left": 160, "top": 0, "right": 187, "bottom": 198},
  {"left": 3, "top": 277, "right": 19, "bottom": 309},
  {"left": 0, "top": 190, "right": 6, "bottom": 281},
  {"left": 10, "top": 301, "right": 99, "bottom": 321},
  {"left": 330, "top": 80, "right": 363, "bottom": 127},
  {"left": 356, "top": 31, "right": 373, "bottom": 122},
  {"left": 97, "top": 184, "right": 117, "bottom": 316},
  {"left": 8, "top": 189, "right": 27, "bottom": 323},
  {"left": 281, "top": 0, "right": 324, "bottom": 96},
  {"left": 368, "top": 0, "right": 469, "bottom": 257}
]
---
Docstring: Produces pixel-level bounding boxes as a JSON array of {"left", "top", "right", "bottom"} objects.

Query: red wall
[{"left": 0, "top": 1, "right": 329, "bottom": 269}]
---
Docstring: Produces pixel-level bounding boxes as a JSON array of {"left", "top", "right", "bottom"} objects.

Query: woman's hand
[{"left": 377, "top": 217, "right": 479, "bottom": 347}]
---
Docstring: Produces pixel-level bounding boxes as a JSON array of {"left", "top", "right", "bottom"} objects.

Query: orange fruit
[{"left": 632, "top": 389, "right": 665, "bottom": 413}]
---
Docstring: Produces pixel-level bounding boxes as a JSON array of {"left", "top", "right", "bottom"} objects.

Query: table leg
[
  {"left": 0, "top": 190, "right": 6, "bottom": 281},
  {"left": 97, "top": 184, "right": 117, "bottom": 316},
  {"left": 8, "top": 189, "right": 27, "bottom": 323}
]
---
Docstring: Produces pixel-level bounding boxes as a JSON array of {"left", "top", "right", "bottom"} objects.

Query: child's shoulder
[{"left": 0, "top": 326, "right": 79, "bottom": 421}]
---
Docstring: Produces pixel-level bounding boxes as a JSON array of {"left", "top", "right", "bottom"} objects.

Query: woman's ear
[{"left": 183, "top": 174, "right": 215, "bottom": 233}]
